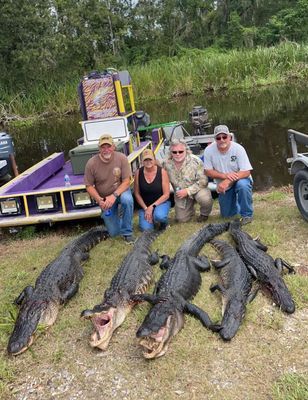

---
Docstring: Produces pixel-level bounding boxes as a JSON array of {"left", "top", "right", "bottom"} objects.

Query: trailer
[{"left": 287, "top": 129, "right": 308, "bottom": 221}]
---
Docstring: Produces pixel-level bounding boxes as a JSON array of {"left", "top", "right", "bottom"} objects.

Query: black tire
[{"left": 293, "top": 169, "right": 308, "bottom": 222}]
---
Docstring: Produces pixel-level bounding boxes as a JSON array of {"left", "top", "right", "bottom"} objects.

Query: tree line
[{"left": 1, "top": 0, "right": 308, "bottom": 93}]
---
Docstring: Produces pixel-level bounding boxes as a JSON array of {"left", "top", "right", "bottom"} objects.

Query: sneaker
[
  {"left": 123, "top": 235, "right": 136, "bottom": 244},
  {"left": 196, "top": 215, "right": 209, "bottom": 223},
  {"left": 240, "top": 216, "right": 253, "bottom": 225},
  {"left": 158, "top": 222, "right": 169, "bottom": 231}
]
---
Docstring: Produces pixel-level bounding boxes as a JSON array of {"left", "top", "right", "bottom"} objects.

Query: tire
[{"left": 293, "top": 169, "right": 308, "bottom": 222}]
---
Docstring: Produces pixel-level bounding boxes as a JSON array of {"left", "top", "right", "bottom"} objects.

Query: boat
[{"left": 0, "top": 69, "right": 216, "bottom": 228}]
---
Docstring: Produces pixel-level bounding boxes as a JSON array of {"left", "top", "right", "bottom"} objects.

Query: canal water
[{"left": 8, "top": 84, "right": 308, "bottom": 191}]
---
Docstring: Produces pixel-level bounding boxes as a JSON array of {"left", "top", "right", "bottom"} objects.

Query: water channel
[{"left": 7, "top": 83, "right": 308, "bottom": 191}]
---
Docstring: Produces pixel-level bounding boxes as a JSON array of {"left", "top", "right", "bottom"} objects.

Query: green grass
[
  {"left": 272, "top": 373, "right": 308, "bottom": 400},
  {"left": 0, "top": 189, "right": 307, "bottom": 399}
]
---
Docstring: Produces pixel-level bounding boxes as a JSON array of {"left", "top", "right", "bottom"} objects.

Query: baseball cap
[
  {"left": 213, "top": 125, "right": 231, "bottom": 137},
  {"left": 142, "top": 149, "right": 155, "bottom": 160},
  {"left": 98, "top": 134, "right": 114, "bottom": 146}
]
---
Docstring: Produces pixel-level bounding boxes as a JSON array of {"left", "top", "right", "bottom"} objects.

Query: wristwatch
[{"left": 113, "top": 192, "right": 119, "bottom": 199}]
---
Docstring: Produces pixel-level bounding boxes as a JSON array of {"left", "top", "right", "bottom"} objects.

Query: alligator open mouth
[
  {"left": 89, "top": 310, "right": 114, "bottom": 350},
  {"left": 139, "top": 326, "right": 169, "bottom": 359},
  {"left": 82, "top": 305, "right": 131, "bottom": 350}
]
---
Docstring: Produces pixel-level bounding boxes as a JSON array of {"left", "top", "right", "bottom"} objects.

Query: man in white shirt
[{"left": 203, "top": 125, "right": 253, "bottom": 224}]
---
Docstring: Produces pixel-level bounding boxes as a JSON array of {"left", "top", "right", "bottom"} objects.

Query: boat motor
[
  {"left": 189, "top": 106, "right": 211, "bottom": 135},
  {"left": 134, "top": 111, "right": 151, "bottom": 129},
  {"left": 0, "top": 132, "right": 18, "bottom": 184}
]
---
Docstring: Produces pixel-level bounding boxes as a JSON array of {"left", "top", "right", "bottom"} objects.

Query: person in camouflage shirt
[{"left": 163, "top": 138, "right": 213, "bottom": 222}]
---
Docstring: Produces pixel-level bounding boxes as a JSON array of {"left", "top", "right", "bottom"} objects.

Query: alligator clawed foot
[
  {"left": 149, "top": 251, "right": 160, "bottom": 265},
  {"left": 160, "top": 255, "right": 171, "bottom": 270}
]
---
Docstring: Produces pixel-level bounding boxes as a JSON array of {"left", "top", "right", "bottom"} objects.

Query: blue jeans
[
  {"left": 101, "top": 189, "right": 134, "bottom": 237},
  {"left": 218, "top": 178, "right": 253, "bottom": 218},
  {"left": 138, "top": 201, "right": 171, "bottom": 231}
]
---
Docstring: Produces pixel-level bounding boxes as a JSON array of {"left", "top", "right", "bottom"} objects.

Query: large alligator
[
  {"left": 81, "top": 230, "right": 160, "bottom": 350},
  {"left": 210, "top": 239, "right": 253, "bottom": 340},
  {"left": 229, "top": 220, "right": 295, "bottom": 314},
  {"left": 7, "top": 226, "right": 109, "bottom": 355},
  {"left": 136, "top": 222, "right": 229, "bottom": 359}
]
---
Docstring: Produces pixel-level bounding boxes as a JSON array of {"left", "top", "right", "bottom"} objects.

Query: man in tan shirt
[{"left": 84, "top": 134, "right": 135, "bottom": 243}]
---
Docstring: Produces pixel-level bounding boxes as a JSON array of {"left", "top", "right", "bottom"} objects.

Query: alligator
[
  {"left": 81, "top": 230, "right": 160, "bottom": 350},
  {"left": 7, "top": 226, "right": 109, "bottom": 355},
  {"left": 210, "top": 239, "right": 253, "bottom": 340},
  {"left": 229, "top": 220, "right": 295, "bottom": 314},
  {"left": 135, "top": 222, "right": 229, "bottom": 359}
]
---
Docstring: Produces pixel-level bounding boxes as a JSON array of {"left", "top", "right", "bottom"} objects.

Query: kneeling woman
[{"left": 134, "top": 149, "right": 171, "bottom": 231}]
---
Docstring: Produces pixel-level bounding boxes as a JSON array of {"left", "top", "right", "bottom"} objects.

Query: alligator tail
[
  {"left": 182, "top": 222, "right": 230, "bottom": 255},
  {"left": 134, "top": 230, "right": 161, "bottom": 249},
  {"left": 66, "top": 226, "right": 109, "bottom": 253}
]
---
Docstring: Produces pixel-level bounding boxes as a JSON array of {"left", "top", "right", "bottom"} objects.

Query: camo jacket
[{"left": 163, "top": 154, "right": 208, "bottom": 197}]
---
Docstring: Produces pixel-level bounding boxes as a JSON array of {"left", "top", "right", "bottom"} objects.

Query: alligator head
[
  {"left": 7, "top": 298, "right": 58, "bottom": 355},
  {"left": 267, "top": 279, "right": 295, "bottom": 314},
  {"left": 136, "top": 300, "right": 184, "bottom": 359},
  {"left": 219, "top": 298, "right": 247, "bottom": 341},
  {"left": 81, "top": 290, "right": 133, "bottom": 350}
]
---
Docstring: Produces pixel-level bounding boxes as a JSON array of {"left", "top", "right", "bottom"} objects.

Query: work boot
[
  {"left": 240, "top": 216, "right": 253, "bottom": 225},
  {"left": 196, "top": 215, "right": 208, "bottom": 223},
  {"left": 123, "top": 235, "right": 136, "bottom": 244},
  {"left": 158, "top": 222, "right": 169, "bottom": 231}
]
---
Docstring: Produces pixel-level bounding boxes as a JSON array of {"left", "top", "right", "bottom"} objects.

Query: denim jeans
[
  {"left": 218, "top": 178, "right": 253, "bottom": 218},
  {"left": 138, "top": 201, "right": 171, "bottom": 231},
  {"left": 101, "top": 189, "right": 134, "bottom": 237}
]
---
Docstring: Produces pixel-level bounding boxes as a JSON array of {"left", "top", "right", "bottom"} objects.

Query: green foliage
[
  {"left": 14, "top": 226, "right": 37, "bottom": 240},
  {"left": 1, "top": 0, "right": 308, "bottom": 99}
]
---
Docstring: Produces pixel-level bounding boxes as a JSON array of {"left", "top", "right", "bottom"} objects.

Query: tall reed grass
[
  {"left": 1, "top": 42, "right": 307, "bottom": 119},
  {"left": 130, "top": 43, "right": 308, "bottom": 101}
]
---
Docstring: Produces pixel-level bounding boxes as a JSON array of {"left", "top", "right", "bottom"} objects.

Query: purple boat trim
[{"left": 2, "top": 153, "right": 66, "bottom": 195}]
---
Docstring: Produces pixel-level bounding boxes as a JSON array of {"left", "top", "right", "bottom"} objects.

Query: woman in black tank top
[{"left": 134, "top": 149, "right": 171, "bottom": 231}]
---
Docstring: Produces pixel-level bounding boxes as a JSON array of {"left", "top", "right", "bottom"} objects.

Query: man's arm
[
  {"left": 86, "top": 185, "right": 106, "bottom": 210},
  {"left": 205, "top": 169, "right": 250, "bottom": 180},
  {"left": 205, "top": 169, "right": 251, "bottom": 194},
  {"left": 104, "top": 177, "right": 130, "bottom": 209}
]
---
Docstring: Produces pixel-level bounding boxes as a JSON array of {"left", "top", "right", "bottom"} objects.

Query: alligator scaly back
[
  {"left": 81, "top": 230, "right": 161, "bottom": 351},
  {"left": 136, "top": 222, "right": 229, "bottom": 359},
  {"left": 7, "top": 226, "right": 109, "bottom": 355},
  {"left": 210, "top": 239, "right": 253, "bottom": 340},
  {"left": 229, "top": 220, "right": 295, "bottom": 314}
]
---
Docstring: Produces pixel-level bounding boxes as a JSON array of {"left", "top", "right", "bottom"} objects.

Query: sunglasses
[
  {"left": 143, "top": 158, "right": 154, "bottom": 162},
  {"left": 216, "top": 135, "right": 228, "bottom": 141},
  {"left": 172, "top": 150, "right": 184, "bottom": 154}
]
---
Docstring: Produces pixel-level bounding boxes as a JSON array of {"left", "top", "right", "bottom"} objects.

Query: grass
[
  {"left": 0, "top": 189, "right": 307, "bottom": 399},
  {"left": 272, "top": 373, "right": 308, "bottom": 400},
  {"left": 1, "top": 43, "right": 308, "bottom": 121}
]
